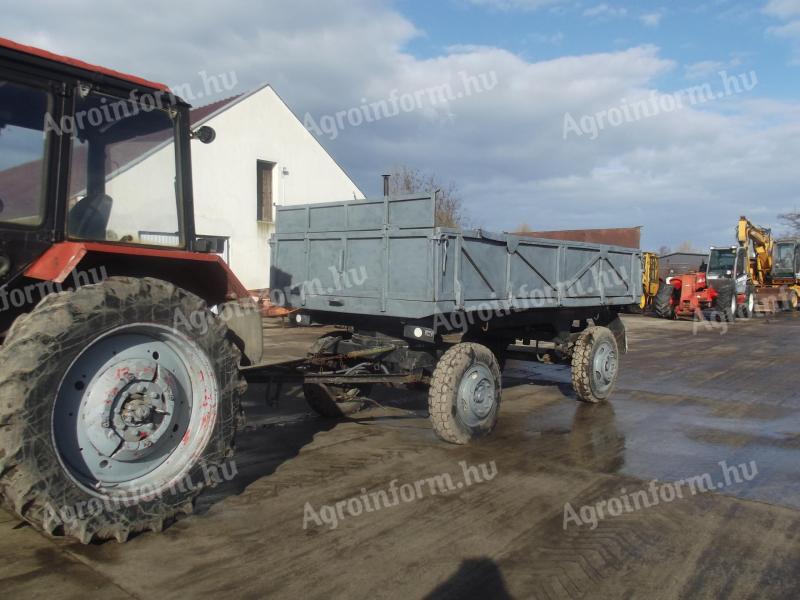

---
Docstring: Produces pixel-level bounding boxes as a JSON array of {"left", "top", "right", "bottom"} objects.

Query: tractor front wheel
[
  {"left": 653, "top": 283, "right": 676, "bottom": 319},
  {"left": 712, "top": 282, "right": 737, "bottom": 323},
  {"left": 0, "top": 277, "right": 245, "bottom": 543}
]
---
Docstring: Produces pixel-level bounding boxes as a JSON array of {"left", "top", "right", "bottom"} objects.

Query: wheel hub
[
  {"left": 592, "top": 341, "right": 617, "bottom": 392},
  {"left": 53, "top": 324, "right": 219, "bottom": 497},
  {"left": 458, "top": 364, "right": 496, "bottom": 426},
  {"left": 83, "top": 358, "right": 179, "bottom": 464}
]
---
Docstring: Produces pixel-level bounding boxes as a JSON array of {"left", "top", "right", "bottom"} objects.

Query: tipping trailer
[{"left": 270, "top": 194, "right": 641, "bottom": 444}]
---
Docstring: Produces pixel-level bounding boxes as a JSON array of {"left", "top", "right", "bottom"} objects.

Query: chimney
[{"left": 382, "top": 174, "right": 390, "bottom": 197}]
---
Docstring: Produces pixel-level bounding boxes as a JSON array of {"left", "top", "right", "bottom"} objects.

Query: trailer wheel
[
  {"left": 571, "top": 326, "right": 619, "bottom": 403},
  {"left": 0, "top": 277, "right": 244, "bottom": 544},
  {"left": 653, "top": 284, "right": 676, "bottom": 319},
  {"left": 428, "top": 343, "right": 501, "bottom": 444},
  {"left": 712, "top": 282, "right": 737, "bottom": 322},
  {"left": 303, "top": 383, "right": 367, "bottom": 417}
]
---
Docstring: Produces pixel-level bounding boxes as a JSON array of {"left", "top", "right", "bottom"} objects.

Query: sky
[{"left": 4, "top": 0, "right": 800, "bottom": 251}]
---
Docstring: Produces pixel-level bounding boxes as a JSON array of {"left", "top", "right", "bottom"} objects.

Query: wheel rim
[
  {"left": 731, "top": 294, "right": 737, "bottom": 316},
  {"left": 457, "top": 363, "right": 496, "bottom": 427},
  {"left": 747, "top": 293, "right": 754, "bottom": 314},
  {"left": 591, "top": 340, "right": 618, "bottom": 395},
  {"left": 52, "top": 323, "right": 218, "bottom": 499}
]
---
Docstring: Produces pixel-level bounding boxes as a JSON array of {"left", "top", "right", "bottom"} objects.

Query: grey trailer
[{"left": 270, "top": 194, "right": 640, "bottom": 444}]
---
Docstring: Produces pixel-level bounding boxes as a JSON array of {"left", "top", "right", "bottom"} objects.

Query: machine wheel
[
  {"left": 571, "top": 326, "right": 619, "bottom": 403},
  {"left": 738, "top": 286, "right": 755, "bottom": 319},
  {"left": 780, "top": 290, "right": 799, "bottom": 312},
  {"left": 428, "top": 343, "right": 501, "bottom": 444},
  {"left": 712, "top": 282, "right": 737, "bottom": 322},
  {"left": 0, "top": 277, "right": 245, "bottom": 544},
  {"left": 653, "top": 284, "right": 676, "bottom": 319},
  {"left": 303, "top": 383, "right": 368, "bottom": 417}
]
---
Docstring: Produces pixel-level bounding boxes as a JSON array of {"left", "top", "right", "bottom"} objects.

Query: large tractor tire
[
  {"left": 712, "top": 281, "right": 737, "bottom": 323},
  {"left": 653, "top": 284, "right": 676, "bottom": 319},
  {"left": 571, "top": 326, "right": 619, "bottom": 403},
  {"left": 428, "top": 342, "right": 501, "bottom": 445},
  {"left": 0, "top": 277, "right": 245, "bottom": 543}
]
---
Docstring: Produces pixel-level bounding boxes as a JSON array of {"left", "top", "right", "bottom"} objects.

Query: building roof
[{"left": 515, "top": 226, "right": 642, "bottom": 249}]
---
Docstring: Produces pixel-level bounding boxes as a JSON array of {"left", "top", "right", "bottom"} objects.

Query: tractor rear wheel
[
  {"left": 653, "top": 283, "right": 676, "bottom": 319},
  {"left": 0, "top": 277, "right": 245, "bottom": 543},
  {"left": 712, "top": 282, "right": 737, "bottom": 323}
]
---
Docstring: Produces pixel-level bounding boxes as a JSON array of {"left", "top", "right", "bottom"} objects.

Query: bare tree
[
  {"left": 658, "top": 245, "right": 671, "bottom": 256},
  {"left": 386, "top": 165, "right": 467, "bottom": 228},
  {"left": 675, "top": 240, "right": 700, "bottom": 253},
  {"left": 517, "top": 222, "right": 533, "bottom": 233},
  {"left": 778, "top": 210, "right": 800, "bottom": 236}
]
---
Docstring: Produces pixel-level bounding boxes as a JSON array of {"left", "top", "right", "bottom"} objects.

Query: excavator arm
[{"left": 738, "top": 216, "right": 773, "bottom": 287}]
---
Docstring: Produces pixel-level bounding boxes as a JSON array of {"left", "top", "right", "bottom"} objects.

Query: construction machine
[
  {"left": 653, "top": 216, "right": 769, "bottom": 322},
  {"left": 639, "top": 251, "right": 660, "bottom": 310},
  {"left": 767, "top": 238, "right": 800, "bottom": 310}
]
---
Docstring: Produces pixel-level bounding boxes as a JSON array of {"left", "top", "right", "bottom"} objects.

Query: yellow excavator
[
  {"left": 769, "top": 238, "right": 800, "bottom": 310},
  {"left": 639, "top": 252, "right": 660, "bottom": 310},
  {"left": 733, "top": 216, "right": 798, "bottom": 312}
]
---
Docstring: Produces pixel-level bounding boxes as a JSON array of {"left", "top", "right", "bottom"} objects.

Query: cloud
[
  {"left": 639, "top": 11, "right": 664, "bottom": 27},
  {"left": 2, "top": 0, "right": 799, "bottom": 250},
  {"left": 764, "top": 0, "right": 800, "bottom": 62},
  {"left": 684, "top": 55, "right": 744, "bottom": 79},
  {"left": 527, "top": 31, "right": 565, "bottom": 45},
  {"left": 763, "top": 0, "right": 800, "bottom": 18},
  {"left": 582, "top": 4, "right": 627, "bottom": 18}
]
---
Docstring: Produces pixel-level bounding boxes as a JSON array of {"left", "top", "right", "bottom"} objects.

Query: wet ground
[{"left": 3, "top": 313, "right": 800, "bottom": 599}]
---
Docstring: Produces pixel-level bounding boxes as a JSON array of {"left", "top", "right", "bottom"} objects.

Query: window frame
[
  {"left": 0, "top": 74, "right": 57, "bottom": 230},
  {"left": 65, "top": 88, "right": 186, "bottom": 248}
]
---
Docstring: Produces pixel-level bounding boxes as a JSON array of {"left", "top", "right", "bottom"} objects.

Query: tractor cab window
[
  {"left": 0, "top": 80, "right": 50, "bottom": 227},
  {"left": 67, "top": 90, "right": 181, "bottom": 246},
  {"left": 707, "top": 249, "right": 735, "bottom": 277}
]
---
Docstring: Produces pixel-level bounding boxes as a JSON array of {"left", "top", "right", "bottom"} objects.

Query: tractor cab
[
  {"left": 0, "top": 38, "right": 238, "bottom": 336},
  {"left": 0, "top": 56, "right": 198, "bottom": 287}
]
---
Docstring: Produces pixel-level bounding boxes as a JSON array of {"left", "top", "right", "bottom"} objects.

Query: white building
[{"left": 108, "top": 84, "right": 364, "bottom": 290}]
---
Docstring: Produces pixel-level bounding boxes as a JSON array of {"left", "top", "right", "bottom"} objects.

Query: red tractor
[
  {"left": 654, "top": 245, "right": 754, "bottom": 322},
  {"left": 0, "top": 39, "right": 262, "bottom": 542}
]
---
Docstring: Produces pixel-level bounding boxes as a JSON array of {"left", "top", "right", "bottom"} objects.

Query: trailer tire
[
  {"left": 0, "top": 277, "right": 245, "bottom": 544},
  {"left": 712, "top": 281, "right": 737, "bottom": 323},
  {"left": 571, "top": 326, "right": 619, "bottom": 403},
  {"left": 653, "top": 284, "right": 676, "bottom": 319},
  {"left": 428, "top": 343, "right": 501, "bottom": 445},
  {"left": 303, "top": 383, "right": 367, "bottom": 417}
]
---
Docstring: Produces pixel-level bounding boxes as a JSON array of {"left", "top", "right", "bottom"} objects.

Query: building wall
[{"left": 106, "top": 85, "right": 363, "bottom": 290}]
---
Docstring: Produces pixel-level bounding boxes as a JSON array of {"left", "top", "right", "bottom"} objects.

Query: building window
[{"left": 257, "top": 160, "right": 275, "bottom": 222}]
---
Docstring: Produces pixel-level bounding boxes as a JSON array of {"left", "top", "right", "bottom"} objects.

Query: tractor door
[{"left": 0, "top": 77, "right": 65, "bottom": 288}]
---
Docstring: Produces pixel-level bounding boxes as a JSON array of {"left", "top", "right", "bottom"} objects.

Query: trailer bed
[{"left": 270, "top": 194, "right": 641, "bottom": 321}]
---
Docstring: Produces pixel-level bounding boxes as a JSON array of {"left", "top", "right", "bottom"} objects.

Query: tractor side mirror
[{"left": 190, "top": 125, "right": 216, "bottom": 144}]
